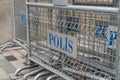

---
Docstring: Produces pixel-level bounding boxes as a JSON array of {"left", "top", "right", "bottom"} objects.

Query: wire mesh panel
[
  {"left": 12, "top": 0, "right": 120, "bottom": 43},
  {"left": 0, "top": 0, "right": 11, "bottom": 44},
  {"left": 27, "top": 2, "right": 119, "bottom": 80},
  {"left": 13, "top": 0, "right": 53, "bottom": 43},
  {"left": 13, "top": 0, "right": 27, "bottom": 42}
]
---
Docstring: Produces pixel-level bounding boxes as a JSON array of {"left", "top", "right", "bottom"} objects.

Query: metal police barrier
[
  {"left": 13, "top": 0, "right": 27, "bottom": 42},
  {"left": 26, "top": 1, "right": 120, "bottom": 80}
]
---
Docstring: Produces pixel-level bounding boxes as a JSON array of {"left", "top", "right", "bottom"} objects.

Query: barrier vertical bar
[
  {"left": 26, "top": 0, "right": 31, "bottom": 64},
  {"left": 10, "top": 0, "right": 15, "bottom": 40},
  {"left": 116, "top": 0, "right": 120, "bottom": 80}
]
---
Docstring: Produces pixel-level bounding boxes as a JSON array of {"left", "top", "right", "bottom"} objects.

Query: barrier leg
[
  {"left": 11, "top": 64, "right": 38, "bottom": 79},
  {"left": 46, "top": 75, "right": 59, "bottom": 80},
  {"left": 23, "top": 67, "right": 45, "bottom": 80},
  {"left": 34, "top": 71, "right": 51, "bottom": 80},
  {"left": 0, "top": 42, "right": 14, "bottom": 52}
]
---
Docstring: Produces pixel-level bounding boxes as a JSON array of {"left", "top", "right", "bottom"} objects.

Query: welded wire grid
[
  {"left": 0, "top": 0, "right": 11, "bottom": 44},
  {"left": 27, "top": 3, "right": 118, "bottom": 80},
  {"left": 13, "top": 0, "right": 27, "bottom": 42}
]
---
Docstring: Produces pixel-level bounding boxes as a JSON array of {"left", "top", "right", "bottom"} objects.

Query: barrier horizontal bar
[{"left": 26, "top": 2, "right": 119, "bottom": 13}]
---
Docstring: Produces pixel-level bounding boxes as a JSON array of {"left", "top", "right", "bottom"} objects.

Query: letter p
[
  {"left": 109, "top": 31, "right": 117, "bottom": 46},
  {"left": 49, "top": 33, "right": 53, "bottom": 45}
]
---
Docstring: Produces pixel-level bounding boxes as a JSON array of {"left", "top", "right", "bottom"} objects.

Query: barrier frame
[{"left": 20, "top": 0, "right": 120, "bottom": 79}]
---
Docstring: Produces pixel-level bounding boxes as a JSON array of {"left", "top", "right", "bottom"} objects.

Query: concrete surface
[
  {"left": 0, "top": 47, "right": 26, "bottom": 80},
  {"left": 0, "top": 0, "right": 11, "bottom": 45}
]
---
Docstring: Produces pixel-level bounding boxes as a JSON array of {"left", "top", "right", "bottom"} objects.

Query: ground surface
[
  {"left": 0, "top": 47, "right": 58, "bottom": 80},
  {"left": 0, "top": 47, "right": 26, "bottom": 80},
  {"left": 0, "top": 0, "right": 11, "bottom": 45}
]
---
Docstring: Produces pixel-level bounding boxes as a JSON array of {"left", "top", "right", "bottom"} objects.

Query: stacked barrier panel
[
  {"left": 26, "top": 2, "right": 120, "bottom": 80},
  {"left": 13, "top": 0, "right": 27, "bottom": 42}
]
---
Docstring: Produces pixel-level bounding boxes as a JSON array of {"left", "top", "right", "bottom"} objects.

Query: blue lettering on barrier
[
  {"left": 20, "top": 13, "right": 26, "bottom": 26},
  {"left": 60, "top": 37, "right": 63, "bottom": 50},
  {"left": 68, "top": 40, "right": 73, "bottom": 53},
  {"left": 65, "top": 37, "right": 68, "bottom": 51},
  {"left": 54, "top": 35, "right": 59, "bottom": 47},
  {"left": 49, "top": 33, "right": 73, "bottom": 54},
  {"left": 49, "top": 33, "right": 53, "bottom": 45},
  {"left": 109, "top": 31, "right": 117, "bottom": 46},
  {"left": 95, "top": 24, "right": 107, "bottom": 38},
  {"left": 95, "top": 23, "right": 118, "bottom": 49}
]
